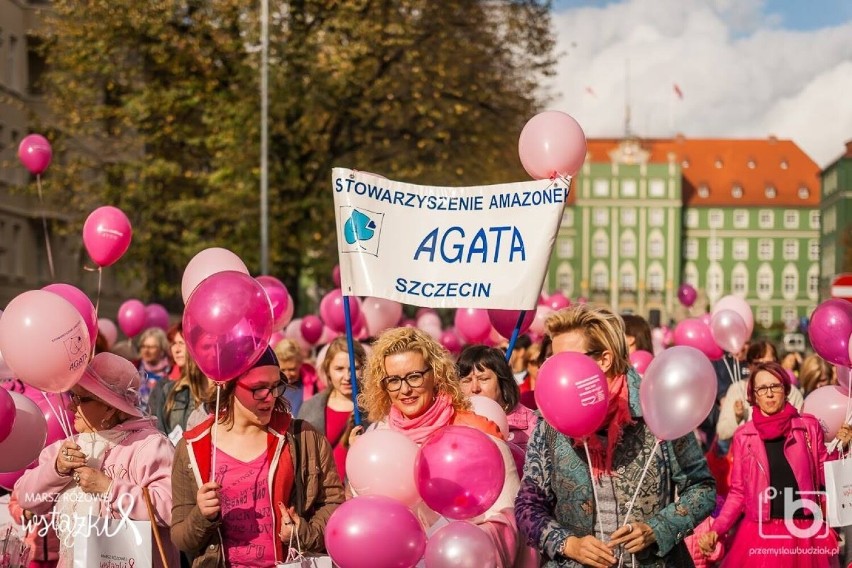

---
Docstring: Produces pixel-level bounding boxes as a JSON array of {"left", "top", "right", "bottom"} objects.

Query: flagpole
[
  {"left": 504, "top": 311, "right": 527, "bottom": 364},
  {"left": 343, "top": 296, "right": 362, "bottom": 425}
]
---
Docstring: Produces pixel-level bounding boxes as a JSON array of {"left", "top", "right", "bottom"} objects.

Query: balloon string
[
  {"left": 35, "top": 174, "right": 56, "bottom": 280},
  {"left": 41, "top": 392, "right": 71, "bottom": 441},
  {"left": 210, "top": 384, "right": 221, "bottom": 484},
  {"left": 91, "top": 267, "right": 103, "bottom": 359},
  {"left": 618, "top": 439, "right": 660, "bottom": 568},
  {"left": 583, "top": 439, "right": 605, "bottom": 541},
  {"left": 57, "top": 393, "right": 76, "bottom": 441}
]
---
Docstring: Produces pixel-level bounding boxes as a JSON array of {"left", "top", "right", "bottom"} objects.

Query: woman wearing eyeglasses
[
  {"left": 170, "top": 346, "right": 344, "bottom": 568},
  {"left": 358, "top": 327, "right": 522, "bottom": 567},
  {"left": 699, "top": 361, "right": 840, "bottom": 566}
]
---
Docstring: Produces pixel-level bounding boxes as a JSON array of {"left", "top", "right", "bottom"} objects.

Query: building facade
[{"left": 819, "top": 141, "right": 852, "bottom": 295}]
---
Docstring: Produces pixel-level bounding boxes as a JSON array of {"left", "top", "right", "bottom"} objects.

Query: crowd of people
[{"left": 3, "top": 303, "right": 852, "bottom": 568}]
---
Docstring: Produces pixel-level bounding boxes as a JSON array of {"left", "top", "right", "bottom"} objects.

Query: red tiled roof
[{"left": 578, "top": 137, "right": 820, "bottom": 207}]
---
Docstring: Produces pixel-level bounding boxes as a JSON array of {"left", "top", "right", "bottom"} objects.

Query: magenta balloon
[
  {"left": 325, "top": 495, "right": 426, "bottom": 568},
  {"left": 319, "top": 289, "right": 362, "bottom": 334},
  {"left": 673, "top": 318, "right": 723, "bottom": 360},
  {"left": 640, "top": 346, "right": 716, "bottom": 441},
  {"left": 42, "top": 283, "right": 98, "bottom": 345},
  {"left": 711, "top": 295, "right": 754, "bottom": 339},
  {"left": 0, "top": 391, "right": 47, "bottom": 472},
  {"left": 0, "top": 388, "right": 14, "bottom": 443},
  {"left": 346, "top": 429, "right": 421, "bottom": 506},
  {"left": 82, "top": 206, "right": 132, "bottom": 267},
  {"left": 33, "top": 393, "right": 76, "bottom": 445},
  {"left": 332, "top": 264, "right": 341, "bottom": 288},
  {"left": 710, "top": 309, "right": 749, "bottom": 354},
  {"left": 808, "top": 299, "right": 852, "bottom": 366},
  {"left": 361, "top": 297, "right": 404, "bottom": 336},
  {"left": 17, "top": 133, "right": 52, "bottom": 175},
  {"left": 183, "top": 271, "right": 274, "bottom": 381},
  {"left": 256, "top": 276, "right": 291, "bottom": 331},
  {"left": 454, "top": 308, "right": 491, "bottom": 344},
  {"left": 181, "top": 247, "right": 249, "bottom": 304},
  {"left": 424, "top": 521, "right": 498, "bottom": 568},
  {"left": 144, "top": 303, "right": 171, "bottom": 332},
  {"left": 117, "top": 299, "right": 147, "bottom": 337},
  {"left": 518, "top": 111, "right": 587, "bottom": 179},
  {"left": 98, "top": 318, "right": 118, "bottom": 348},
  {"left": 700, "top": 313, "right": 712, "bottom": 327},
  {"left": 0, "top": 465, "right": 35, "bottom": 491},
  {"left": 440, "top": 330, "right": 463, "bottom": 354},
  {"left": 300, "top": 315, "right": 324, "bottom": 345},
  {"left": 677, "top": 284, "right": 697, "bottom": 307},
  {"left": 488, "top": 309, "right": 536, "bottom": 340},
  {"left": 0, "top": 291, "right": 90, "bottom": 393},
  {"left": 803, "top": 385, "right": 850, "bottom": 440},
  {"left": 548, "top": 292, "right": 570, "bottom": 311},
  {"left": 535, "top": 352, "right": 609, "bottom": 438},
  {"left": 268, "top": 330, "right": 285, "bottom": 348},
  {"left": 629, "top": 350, "right": 654, "bottom": 375}
]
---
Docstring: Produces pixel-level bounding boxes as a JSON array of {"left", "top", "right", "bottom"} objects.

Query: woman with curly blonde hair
[{"left": 353, "top": 327, "right": 524, "bottom": 567}]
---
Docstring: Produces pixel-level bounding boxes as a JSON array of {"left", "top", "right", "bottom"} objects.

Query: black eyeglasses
[
  {"left": 69, "top": 393, "right": 97, "bottom": 406},
  {"left": 382, "top": 368, "right": 431, "bottom": 392},
  {"left": 754, "top": 383, "right": 784, "bottom": 397},
  {"left": 237, "top": 381, "right": 288, "bottom": 400},
  {"left": 584, "top": 350, "right": 603, "bottom": 359}
]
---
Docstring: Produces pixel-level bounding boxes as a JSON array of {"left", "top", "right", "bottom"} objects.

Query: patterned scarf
[{"left": 577, "top": 373, "right": 634, "bottom": 479}]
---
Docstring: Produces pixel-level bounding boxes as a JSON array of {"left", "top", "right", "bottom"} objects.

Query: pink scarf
[
  {"left": 388, "top": 393, "right": 455, "bottom": 445},
  {"left": 753, "top": 402, "right": 798, "bottom": 440},
  {"left": 577, "top": 373, "right": 634, "bottom": 479}
]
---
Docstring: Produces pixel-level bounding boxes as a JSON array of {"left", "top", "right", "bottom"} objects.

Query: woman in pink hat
[{"left": 14, "top": 352, "right": 179, "bottom": 568}]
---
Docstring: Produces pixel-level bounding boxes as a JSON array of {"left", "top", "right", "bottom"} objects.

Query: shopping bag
[
  {"left": 73, "top": 515, "right": 152, "bottom": 568},
  {"left": 824, "top": 456, "right": 852, "bottom": 527},
  {"left": 277, "top": 526, "right": 332, "bottom": 568}
]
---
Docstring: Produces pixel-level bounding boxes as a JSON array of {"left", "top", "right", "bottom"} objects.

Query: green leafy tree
[{"left": 37, "top": 0, "right": 555, "bottom": 309}]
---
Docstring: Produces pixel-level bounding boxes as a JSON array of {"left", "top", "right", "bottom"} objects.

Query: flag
[{"left": 673, "top": 83, "right": 684, "bottom": 99}]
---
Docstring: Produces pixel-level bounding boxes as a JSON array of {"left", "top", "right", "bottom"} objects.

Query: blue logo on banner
[
  {"left": 340, "top": 207, "right": 383, "bottom": 256},
  {"left": 344, "top": 209, "right": 377, "bottom": 245}
]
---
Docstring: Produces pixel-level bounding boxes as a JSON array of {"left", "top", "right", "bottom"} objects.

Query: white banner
[{"left": 332, "top": 168, "right": 569, "bottom": 309}]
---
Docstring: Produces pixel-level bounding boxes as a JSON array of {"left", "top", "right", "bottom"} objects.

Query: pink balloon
[
  {"left": 256, "top": 276, "right": 291, "bottom": 331},
  {"left": 144, "top": 303, "right": 170, "bottom": 331},
  {"left": 808, "top": 299, "right": 852, "bottom": 366},
  {"left": 803, "top": 385, "right": 850, "bottom": 440},
  {"left": 710, "top": 309, "right": 749, "bottom": 354},
  {"left": 440, "top": 329, "right": 463, "bottom": 354},
  {"left": 183, "top": 272, "right": 274, "bottom": 381},
  {"left": 576, "top": 296, "right": 589, "bottom": 305},
  {"left": 332, "top": 264, "right": 341, "bottom": 288},
  {"left": 529, "top": 305, "right": 554, "bottom": 336},
  {"left": 0, "top": 388, "right": 14, "bottom": 443},
  {"left": 677, "top": 284, "right": 697, "bottom": 307},
  {"left": 673, "top": 318, "right": 723, "bottom": 360},
  {"left": 82, "top": 206, "right": 132, "bottom": 267},
  {"left": 98, "top": 318, "right": 118, "bottom": 348},
  {"left": 488, "top": 309, "right": 536, "bottom": 340},
  {"left": 319, "top": 289, "right": 362, "bottom": 333},
  {"left": 837, "top": 366, "right": 851, "bottom": 392},
  {"left": 401, "top": 318, "right": 417, "bottom": 328},
  {"left": 548, "top": 292, "right": 570, "bottom": 311},
  {"left": 0, "top": 291, "right": 90, "bottom": 393},
  {"left": 42, "top": 283, "right": 98, "bottom": 345},
  {"left": 300, "top": 315, "right": 324, "bottom": 345},
  {"left": 454, "top": 308, "right": 491, "bottom": 344},
  {"left": 181, "top": 247, "right": 249, "bottom": 304},
  {"left": 700, "top": 313, "right": 712, "bottom": 327},
  {"left": 518, "top": 110, "right": 587, "bottom": 179},
  {"left": 325, "top": 495, "right": 426, "bottom": 568},
  {"left": 0, "top": 465, "right": 35, "bottom": 491},
  {"left": 0, "top": 391, "right": 47, "bottom": 472},
  {"left": 535, "top": 352, "right": 609, "bottom": 438},
  {"left": 347, "top": 429, "right": 420, "bottom": 506},
  {"left": 117, "top": 299, "right": 147, "bottom": 337},
  {"left": 268, "top": 330, "right": 285, "bottom": 348},
  {"left": 415, "top": 425, "right": 505, "bottom": 520},
  {"left": 640, "top": 346, "right": 716, "bottom": 440},
  {"left": 284, "top": 318, "right": 311, "bottom": 355},
  {"left": 712, "top": 295, "right": 754, "bottom": 339},
  {"left": 320, "top": 325, "right": 341, "bottom": 345},
  {"left": 361, "top": 297, "right": 403, "bottom": 336},
  {"left": 469, "top": 395, "right": 509, "bottom": 439},
  {"left": 17, "top": 133, "right": 52, "bottom": 175},
  {"left": 417, "top": 312, "right": 443, "bottom": 340},
  {"left": 424, "top": 521, "right": 498, "bottom": 568},
  {"left": 629, "top": 350, "right": 654, "bottom": 375},
  {"left": 33, "top": 393, "right": 76, "bottom": 446},
  {"left": 0, "top": 310, "right": 14, "bottom": 380}
]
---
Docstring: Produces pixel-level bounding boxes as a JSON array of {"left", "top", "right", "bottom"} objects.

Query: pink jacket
[
  {"left": 684, "top": 516, "right": 724, "bottom": 568},
  {"left": 14, "top": 417, "right": 179, "bottom": 568},
  {"left": 506, "top": 403, "right": 537, "bottom": 453},
  {"left": 712, "top": 413, "right": 831, "bottom": 535}
]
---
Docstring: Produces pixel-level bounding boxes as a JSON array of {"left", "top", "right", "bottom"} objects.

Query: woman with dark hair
[
  {"left": 456, "top": 344, "right": 537, "bottom": 460},
  {"left": 170, "top": 347, "right": 344, "bottom": 567},
  {"left": 700, "top": 361, "right": 839, "bottom": 565},
  {"left": 621, "top": 314, "right": 654, "bottom": 354}
]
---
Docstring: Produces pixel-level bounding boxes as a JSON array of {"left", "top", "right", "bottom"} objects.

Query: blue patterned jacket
[{"left": 515, "top": 369, "right": 716, "bottom": 567}]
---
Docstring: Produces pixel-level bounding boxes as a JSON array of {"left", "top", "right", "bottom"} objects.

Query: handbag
[
  {"left": 276, "top": 523, "right": 332, "bottom": 568},
  {"left": 824, "top": 448, "right": 852, "bottom": 527},
  {"left": 72, "top": 515, "right": 152, "bottom": 568}
]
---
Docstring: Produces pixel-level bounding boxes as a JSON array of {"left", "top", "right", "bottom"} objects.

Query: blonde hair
[
  {"left": 360, "top": 327, "right": 469, "bottom": 423},
  {"left": 322, "top": 337, "right": 367, "bottom": 393},
  {"left": 545, "top": 304, "right": 630, "bottom": 378},
  {"left": 273, "top": 338, "right": 302, "bottom": 363},
  {"left": 798, "top": 354, "right": 831, "bottom": 396}
]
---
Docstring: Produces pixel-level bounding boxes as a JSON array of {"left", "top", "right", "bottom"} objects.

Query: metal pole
[{"left": 260, "top": 0, "right": 270, "bottom": 274}]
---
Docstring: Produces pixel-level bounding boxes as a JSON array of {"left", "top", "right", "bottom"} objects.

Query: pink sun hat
[{"left": 76, "top": 352, "right": 144, "bottom": 417}]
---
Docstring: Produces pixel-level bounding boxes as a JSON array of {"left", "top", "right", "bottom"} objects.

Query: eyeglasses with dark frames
[
  {"left": 382, "top": 368, "right": 431, "bottom": 392},
  {"left": 69, "top": 393, "right": 97, "bottom": 406},
  {"left": 237, "top": 381, "right": 288, "bottom": 401},
  {"left": 754, "top": 383, "right": 784, "bottom": 397}
]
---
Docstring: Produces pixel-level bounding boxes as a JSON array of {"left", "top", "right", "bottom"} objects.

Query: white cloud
[{"left": 549, "top": 0, "right": 852, "bottom": 166}]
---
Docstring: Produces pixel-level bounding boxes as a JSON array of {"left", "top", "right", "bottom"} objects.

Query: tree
[{"left": 37, "top": 0, "right": 555, "bottom": 309}]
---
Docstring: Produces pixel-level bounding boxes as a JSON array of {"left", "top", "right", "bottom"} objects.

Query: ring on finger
[
  {"left": 62, "top": 448, "right": 68, "bottom": 457},
  {"left": 625, "top": 523, "right": 633, "bottom": 533}
]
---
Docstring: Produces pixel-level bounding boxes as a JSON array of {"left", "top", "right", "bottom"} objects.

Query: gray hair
[{"left": 137, "top": 327, "right": 170, "bottom": 355}]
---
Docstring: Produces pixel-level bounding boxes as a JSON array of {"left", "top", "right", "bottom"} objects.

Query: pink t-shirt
[
  {"left": 215, "top": 449, "right": 276, "bottom": 567},
  {"left": 325, "top": 407, "right": 350, "bottom": 480}
]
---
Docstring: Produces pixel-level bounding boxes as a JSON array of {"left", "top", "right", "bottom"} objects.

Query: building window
[
  {"left": 592, "top": 263, "right": 609, "bottom": 293},
  {"left": 647, "top": 263, "right": 664, "bottom": 293},
  {"left": 798, "top": 187, "right": 810, "bottom": 200},
  {"left": 759, "top": 210, "right": 774, "bottom": 228},
  {"left": 783, "top": 239, "right": 799, "bottom": 260},
  {"left": 556, "top": 263, "right": 574, "bottom": 297},
  {"left": 765, "top": 185, "right": 777, "bottom": 199},
  {"left": 648, "top": 231, "right": 664, "bottom": 259},
  {"left": 593, "top": 231, "right": 609, "bottom": 257},
  {"left": 807, "top": 265, "right": 819, "bottom": 300},
  {"left": 620, "top": 265, "right": 636, "bottom": 292},
  {"left": 709, "top": 209, "right": 723, "bottom": 228},
  {"left": 649, "top": 179, "right": 665, "bottom": 198},
  {"left": 733, "top": 209, "right": 748, "bottom": 228},
  {"left": 782, "top": 265, "right": 798, "bottom": 300},
  {"left": 685, "top": 238, "right": 698, "bottom": 260},
  {"left": 621, "top": 208, "right": 637, "bottom": 226},
  {"left": 593, "top": 179, "right": 610, "bottom": 197},
  {"left": 757, "top": 265, "right": 774, "bottom": 300},
  {"left": 783, "top": 308, "right": 798, "bottom": 331},
  {"left": 808, "top": 239, "right": 819, "bottom": 261},
  {"left": 557, "top": 239, "right": 574, "bottom": 259},
  {"left": 684, "top": 262, "right": 699, "bottom": 289},
  {"left": 823, "top": 242, "right": 835, "bottom": 276},
  {"left": 733, "top": 239, "right": 748, "bottom": 260},
  {"left": 758, "top": 239, "right": 773, "bottom": 260},
  {"left": 697, "top": 184, "right": 710, "bottom": 199},
  {"left": 594, "top": 208, "right": 609, "bottom": 226},
  {"left": 810, "top": 210, "right": 820, "bottom": 229},
  {"left": 561, "top": 209, "right": 574, "bottom": 226},
  {"left": 685, "top": 210, "right": 699, "bottom": 228},
  {"left": 757, "top": 306, "right": 773, "bottom": 328},
  {"left": 620, "top": 231, "right": 637, "bottom": 258},
  {"left": 708, "top": 238, "right": 723, "bottom": 261},
  {"left": 784, "top": 210, "right": 799, "bottom": 229},
  {"left": 824, "top": 207, "right": 836, "bottom": 233},
  {"left": 621, "top": 179, "right": 637, "bottom": 197},
  {"left": 732, "top": 185, "right": 743, "bottom": 199},
  {"left": 649, "top": 208, "right": 664, "bottom": 227},
  {"left": 707, "top": 264, "right": 724, "bottom": 302},
  {"left": 731, "top": 264, "right": 748, "bottom": 296}
]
